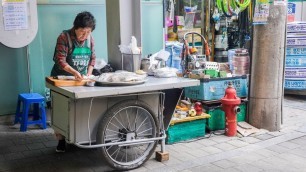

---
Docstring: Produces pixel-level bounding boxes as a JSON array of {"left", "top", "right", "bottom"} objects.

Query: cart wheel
[{"left": 96, "top": 100, "right": 159, "bottom": 170}]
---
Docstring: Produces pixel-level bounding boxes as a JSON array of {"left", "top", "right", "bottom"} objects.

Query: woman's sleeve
[
  {"left": 89, "top": 35, "right": 96, "bottom": 67},
  {"left": 53, "top": 33, "right": 69, "bottom": 69}
]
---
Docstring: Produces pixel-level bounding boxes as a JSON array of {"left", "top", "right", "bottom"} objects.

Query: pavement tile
[
  {"left": 22, "top": 149, "right": 43, "bottom": 158},
  {"left": 232, "top": 163, "right": 264, "bottom": 172},
  {"left": 277, "top": 141, "right": 301, "bottom": 149},
  {"left": 200, "top": 146, "right": 223, "bottom": 155},
  {"left": 289, "top": 136, "right": 306, "bottom": 145},
  {"left": 161, "top": 156, "right": 182, "bottom": 166},
  {"left": 209, "top": 135, "right": 233, "bottom": 143},
  {"left": 227, "top": 139, "right": 250, "bottom": 147},
  {"left": 212, "top": 159, "right": 236, "bottom": 169},
  {"left": 27, "top": 143, "right": 46, "bottom": 150},
  {"left": 168, "top": 150, "right": 196, "bottom": 161},
  {"left": 8, "top": 145, "right": 29, "bottom": 153},
  {"left": 187, "top": 164, "right": 223, "bottom": 172},
  {"left": 185, "top": 148, "right": 210, "bottom": 158},
  {"left": 229, "top": 152, "right": 265, "bottom": 165},
  {"left": 142, "top": 158, "right": 167, "bottom": 170},
  {"left": 252, "top": 149, "right": 279, "bottom": 158},
  {"left": 184, "top": 141, "right": 204, "bottom": 149},
  {"left": 254, "top": 134, "right": 275, "bottom": 140},
  {"left": 288, "top": 148, "right": 306, "bottom": 158},
  {"left": 43, "top": 140, "right": 58, "bottom": 148},
  {"left": 195, "top": 138, "right": 217, "bottom": 146},
  {"left": 214, "top": 143, "right": 237, "bottom": 151},
  {"left": 266, "top": 144, "right": 291, "bottom": 153},
  {"left": 4, "top": 152, "right": 24, "bottom": 160},
  {"left": 238, "top": 137, "right": 261, "bottom": 144}
]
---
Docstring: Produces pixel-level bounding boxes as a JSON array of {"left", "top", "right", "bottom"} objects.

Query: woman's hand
[{"left": 73, "top": 71, "right": 83, "bottom": 81}]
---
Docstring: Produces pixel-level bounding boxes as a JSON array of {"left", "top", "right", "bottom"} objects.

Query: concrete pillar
[
  {"left": 106, "top": 0, "right": 141, "bottom": 70},
  {"left": 249, "top": 4, "right": 286, "bottom": 131}
]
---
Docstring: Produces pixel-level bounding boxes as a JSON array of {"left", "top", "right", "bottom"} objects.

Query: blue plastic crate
[{"left": 184, "top": 76, "right": 248, "bottom": 101}]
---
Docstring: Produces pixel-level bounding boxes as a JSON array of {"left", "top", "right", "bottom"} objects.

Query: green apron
[{"left": 51, "top": 30, "right": 92, "bottom": 76}]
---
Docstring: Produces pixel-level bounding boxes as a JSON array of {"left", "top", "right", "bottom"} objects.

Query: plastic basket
[{"left": 166, "top": 119, "right": 206, "bottom": 144}]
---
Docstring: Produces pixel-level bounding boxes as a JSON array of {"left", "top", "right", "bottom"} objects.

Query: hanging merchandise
[
  {"left": 214, "top": 17, "right": 228, "bottom": 62},
  {"left": 216, "top": 0, "right": 251, "bottom": 17},
  {"left": 253, "top": 0, "right": 270, "bottom": 25}
]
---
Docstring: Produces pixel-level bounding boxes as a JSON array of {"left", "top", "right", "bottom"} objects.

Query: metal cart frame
[{"left": 46, "top": 76, "right": 199, "bottom": 170}]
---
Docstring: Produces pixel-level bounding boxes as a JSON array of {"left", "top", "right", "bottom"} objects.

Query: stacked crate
[
  {"left": 184, "top": 76, "right": 248, "bottom": 131},
  {"left": 285, "top": 22, "right": 306, "bottom": 90}
]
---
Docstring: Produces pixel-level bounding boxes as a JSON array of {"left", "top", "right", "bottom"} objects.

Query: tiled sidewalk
[{"left": 1, "top": 95, "right": 306, "bottom": 172}]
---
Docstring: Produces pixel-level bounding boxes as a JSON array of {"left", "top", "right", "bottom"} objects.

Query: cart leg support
[
  {"left": 155, "top": 151, "right": 169, "bottom": 162},
  {"left": 155, "top": 135, "right": 169, "bottom": 162}
]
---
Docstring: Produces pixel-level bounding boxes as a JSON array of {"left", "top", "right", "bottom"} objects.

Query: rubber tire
[{"left": 96, "top": 99, "right": 159, "bottom": 170}]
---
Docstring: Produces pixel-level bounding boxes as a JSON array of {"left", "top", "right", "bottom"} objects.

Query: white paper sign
[{"left": 2, "top": 0, "right": 28, "bottom": 31}]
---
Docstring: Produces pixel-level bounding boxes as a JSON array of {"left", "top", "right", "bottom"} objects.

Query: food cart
[{"left": 46, "top": 76, "right": 199, "bottom": 170}]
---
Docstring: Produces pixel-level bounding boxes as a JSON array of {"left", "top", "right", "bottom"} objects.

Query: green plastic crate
[
  {"left": 205, "top": 103, "right": 247, "bottom": 131},
  {"left": 166, "top": 119, "right": 206, "bottom": 144},
  {"left": 204, "top": 69, "right": 218, "bottom": 78}
]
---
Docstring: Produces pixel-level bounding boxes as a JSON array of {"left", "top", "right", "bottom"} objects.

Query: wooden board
[{"left": 46, "top": 77, "right": 90, "bottom": 87}]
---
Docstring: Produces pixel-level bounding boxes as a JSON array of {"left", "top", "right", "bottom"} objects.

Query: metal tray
[{"left": 95, "top": 80, "right": 146, "bottom": 86}]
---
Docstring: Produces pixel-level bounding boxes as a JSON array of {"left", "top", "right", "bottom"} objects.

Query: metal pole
[{"left": 248, "top": 4, "right": 286, "bottom": 131}]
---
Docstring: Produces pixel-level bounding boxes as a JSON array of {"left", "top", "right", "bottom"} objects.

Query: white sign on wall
[
  {"left": 0, "top": 0, "right": 38, "bottom": 48},
  {"left": 3, "top": 0, "right": 28, "bottom": 30}
]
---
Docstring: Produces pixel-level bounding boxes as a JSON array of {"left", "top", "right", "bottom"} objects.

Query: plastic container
[
  {"left": 184, "top": 76, "right": 248, "bottom": 101},
  {"left": 204, "top": 102, "right": 247, "bottom": 131},
  {"left": 121, "top": 53, "right": 141, "bottom": 72},
  {"left": 232, "top": 49, "right": 250, "bottom": 76},
  {"left": 165, "top": 42, "right": 183, "bottom": 73},
  {"left": 228, "top": 49, "right": 236, "bottom": 71}
]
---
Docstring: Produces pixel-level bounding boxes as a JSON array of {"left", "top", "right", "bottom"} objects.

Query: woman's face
[{"left": 75, "top": 27, "right": 92, "bottom": 42}]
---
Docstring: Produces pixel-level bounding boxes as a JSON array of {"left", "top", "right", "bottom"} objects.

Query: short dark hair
[{"left": 73, "top": 11, "right": 96, "bottom": 31}]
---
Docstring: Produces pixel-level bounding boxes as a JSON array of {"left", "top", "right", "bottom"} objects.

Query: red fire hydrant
[{"left": 221, "top": 82, "right": 241, "bottom": 137}]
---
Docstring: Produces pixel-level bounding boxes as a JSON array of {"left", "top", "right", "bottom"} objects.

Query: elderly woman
[{"left": 51, "top": 11, "right": 96, "bottom": 152}]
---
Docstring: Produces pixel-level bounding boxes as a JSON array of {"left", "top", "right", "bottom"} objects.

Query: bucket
[{"left": 121, "top": 53, "right": 141, "bottom": 72}]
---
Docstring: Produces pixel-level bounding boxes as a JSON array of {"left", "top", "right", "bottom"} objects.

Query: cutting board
[{"left": 46, "top": 77, "right": 90, "bottom": 87}]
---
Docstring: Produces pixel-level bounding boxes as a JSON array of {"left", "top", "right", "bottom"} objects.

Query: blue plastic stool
[{"left": 14, "top": 93, "right": 47, "bottom": 132}]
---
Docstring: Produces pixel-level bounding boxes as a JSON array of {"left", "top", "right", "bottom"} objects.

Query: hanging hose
[
  {"left": 234, "top": 0, "right": 251, "bottom": 11},
  {"left": 216, "top": 0, "right": 251, "bottom": 17}
]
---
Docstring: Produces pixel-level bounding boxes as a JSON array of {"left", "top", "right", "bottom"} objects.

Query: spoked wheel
[{"left": 96, "top": 100, "right": 159, "bottom": 170}]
